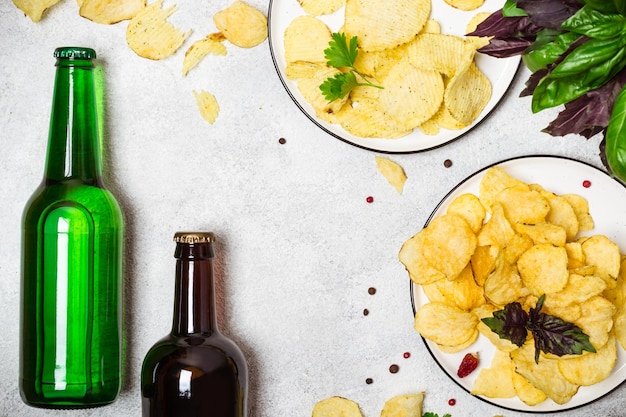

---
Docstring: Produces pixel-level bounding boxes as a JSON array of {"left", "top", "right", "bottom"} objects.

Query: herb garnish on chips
[
  {"left": 483, "top": 294, "right": 596, "bottom": 363},
  {"left": 319, "top": 32, "right": 383, "bottom": 102}
]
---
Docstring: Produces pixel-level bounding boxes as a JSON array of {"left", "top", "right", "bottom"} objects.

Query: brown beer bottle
[{"left": 141, "top": 232, "right": 248, "bottom": 417}]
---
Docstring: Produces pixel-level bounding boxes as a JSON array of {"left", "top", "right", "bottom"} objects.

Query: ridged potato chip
[
  {"left": 344, "top": 0, "right": 431, "bottom": 52},
  {"left": 380, "top": 393, "right": 424, "bottom": 417},
  {"left": 182, "top": 33, "right": 227, "bottom": 76},
  {"left": 79, "top": 0, "right": 145, "bottom": 24},
  {"left": 375, "top": 156, "right": 407, "bottom": 194},
  {"left": 414, "top": 302, "right": 478, "bottom": 347},
  {"left": 126, "top": 0, "right": 191, "bottom": 60},
  {"left": 465, "top": 12, "right": 492, "bottom": 49},
  {"left": 213, "top": 1, "right": 267, "bottom": 48},
  {"left": 379, "top": 61, "right": 444, "bottom": 131},
  {"left": 284, "top": 15, "right": 332, "bottom": 64},
  {"left": 296, "top": 66, "right": 348, "bottom": 119},
  {"left": 336, "top": 98, "right": 411, "bottom": 139},
  {"left": 12, "top": 0, "right": 62, "bottom": 22},
  {"left": 445, "top": 58, "right": 491, "bottom": 125},
  {"left": 193, "top": 90, "right": 219, "bottom": 124},
  {"left": 407, "top": 33, "right": 470, "bottom": 77},
  {"left": 312, "top": 396, "right": 363, "bottom": 417},
  {"left": 444, "top": 0, "right": 485, "bottom": 11},
  {"left": 297, "top": 0, "right": 344, "bottom": 16}
]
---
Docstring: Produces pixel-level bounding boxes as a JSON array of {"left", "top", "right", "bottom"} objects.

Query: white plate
[
  {"left": 268, "top": 0, "right": 521, "bottom": 153},
  {"left": 410, "top": 156, "right": 626, "bottom": 413}
]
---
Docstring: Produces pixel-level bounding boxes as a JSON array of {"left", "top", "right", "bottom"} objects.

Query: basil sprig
[{"left": 482, "top": 295, "right": 596, "bottom": 363}]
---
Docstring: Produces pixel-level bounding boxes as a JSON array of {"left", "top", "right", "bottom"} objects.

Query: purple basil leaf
[
  {"left": 468, "top": 9, "right": 542, "bottom": 38},
  {"left": 520, "top": 68, "right": 549, "bottom": 96},
  {"left": 544, "top": 66, "right": 626, "bottom": 137},
  {"left": 478, "top": 37, "right": 535, "bottom": 58},
  {"left": 482, "top": 302, "right": 529, "bottom": 347},
  {"left": 516, "top": 0, "right": 583, "bottom": 29}
]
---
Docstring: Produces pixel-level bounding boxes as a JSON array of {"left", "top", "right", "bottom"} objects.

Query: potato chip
[
  {"left": 420, "top": 104, "right": 469, "bottom": 135},
  {"left": 284, "top": 15, "right": 332, "bottom": 64},
  {"left": 182, "top": 33, "right": 227, "bottom": 76},
  {"left": 511, "top": 341, "right": 579, "bottom": 405},
  {"left": 335, "top": 98, "right": 412, "bottom": 139},
  {"left": 421, "top": 19, "right": 441, "bottom": 34},
  {"left": 581, "top": 235, "right": 621, "bottom": 286},
  {"left": 380, "top": 393, "right": 424, "bottom": 417},
  {"left": 540, "top": 190, "right": 580, "bottom": 241},
  {"left": 471, "top": 350, "right": 516, "bottom": 398},
  {"left": 414, "top": 302, "right": 478, "bottom": 347},
  {"left": 476, "top": 203, "right": 515, "bottom": 247},
  {"left": 344, "top": 0, "right": 431, "bottom": 52},
  {"left": 475, "top": 304, "right": 521, "bottom": 351},
  {"left": 312, "top": 396, "right": 363, "bottom": 417},
  {"left": 575, "top": 295, "right": 617, "bottom": 349},
  {"left": 561, "top": 193, "right": 594, "bottom": 232},
  {"left": 79, "top": 0, "right": 145, "bottom": 24},
  {"left": 379, "top": 61, "right": 444, "bottom": 131},
  {"left": 192, "top": 90, "right": 219, "bottom": 124},
  {"left": 126, "top": 0, "right": 191, "bottom": 60},
  {"left": 465, "top": 12, "right": 492, "bottom": 49},
  {"left": 614, "top": 306, "right": 626, "bottom": 351},
  {"left": 446, "top": 193, "right": 486, "bottom": 234},
  {"left": 512, "top": 372, "right": 548, "bottom": 406},
  {"left": 470, "top": 245, "right": 498, "bottom": 286},
  {"left": 517, "top": 243, "right": 569, "bottom": 296},
  {"left": 444, "top": 57, "right": 491, "bottom": 125},
  {"left": 544, "top": 274, "right": 607, "bottom": 309},
  {"left": 297, "top": 0, "right": 344, "bottom": 16},
  {"left": 502, "top": 233, "right": 533, "bottom": 265},
  {"left": 479, "top": 167, "right": 528, "bottom": 212},
  {"left": 484, "top": 251, "right": 528, "bottom": 306},
  {"left": 445, "top": 0, "right": 485, "bottom": 11},
  {"left": 407, "top": 33, "right": 470, "bottom": 77},
  {"left": 436, "top": 328, "right": 479, "bottom": 353},
  {"left": 375, "top": 156, "right": 407, "bottom": 194},
  {"left": 285, "top": 61, "right": 327, "bottom": 80},
  {"left": 296, "top": 67, "right": 348, "bottom": 118},
  {"left": 433, "top": 264, "right": 485, "bottom": 311},
  {"left": 496, "top": 185, "right": 550, "bottom": 225},
  {"left": 213, "top": 1, "right": 267, "bottom": 48},
  {"left": 422, "top": 214, "right": 477, "bottom": 280},
  {"left": 558, "top": 335, "right": 616, "bottom": 386},
  {"left": 514, "top": 222, "right": 567, "bottom": 247},
  {"left": 399, "top": 231, "right": 446, "bottom": 285},
  {"left": 12, "top": 0, "right": 62, "bottom": 22}
]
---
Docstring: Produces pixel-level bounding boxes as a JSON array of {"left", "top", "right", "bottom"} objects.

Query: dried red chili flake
[
  {"left": 583, "top": 179, "right": 592, "bottom": 188},
  {"left": 456, "top": 352, "right": 479, "bottom": 378}
]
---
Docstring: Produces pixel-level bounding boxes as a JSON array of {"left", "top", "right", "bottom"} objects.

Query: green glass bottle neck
[
  {"left": 44, "top": 58, "right": 102, "bottom": 184},
  {"left": 171, "top": 242, "right": 219, "bottom": 336}
]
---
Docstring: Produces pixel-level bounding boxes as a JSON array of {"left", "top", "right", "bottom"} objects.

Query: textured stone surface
[{"left": 0, "top": 1, "right": 623, "bottom": 416}]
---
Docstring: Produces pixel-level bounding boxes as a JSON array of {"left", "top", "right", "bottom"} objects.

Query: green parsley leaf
[
  {"left": 482, "top": 294, "right": 596, "bottom": 364},
  {"left": 422, "top": 413, "right": 452, "bottom": 417},
  {"left": 319, "top": 32, "right": 383, "bottom": 102}
]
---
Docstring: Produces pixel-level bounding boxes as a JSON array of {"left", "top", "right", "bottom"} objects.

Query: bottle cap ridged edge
[
  {"left": 54, "top": 47, "right": 96, "bottom": 60},
  {"left": 173, "top": 232, "right": 216, "bottom": 243}
]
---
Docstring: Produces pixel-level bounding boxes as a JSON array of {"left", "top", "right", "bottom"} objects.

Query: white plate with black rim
[
  {"left": 267, "top": 0, "right": 521, "bottom": 154},
  {"left": 410, "top": 155, "right": 626, "bottom": 413}
]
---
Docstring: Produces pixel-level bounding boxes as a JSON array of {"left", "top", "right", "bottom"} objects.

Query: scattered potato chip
[
  {"left": 380, "top": 393, "right": 424, "bottom": 417},
  {"left": 297, "top": 0, "right": 344, "bottom": 16},
  {"left": 13, "top": 0, "right": 62, "bottom": 22},
  {"left": 312, "top": 396, "right": 363, "bottom": 417},
  {"left": 213, "top": 1, "right": 267, "bottom": 48},
  {"left": 375, "top": 156, "right": 407, "bottom": 194},
  {"left": 193, "top": 90, "right": 219, "bottom": 124},
  {"left": 126, "top": 0, "right": 191, "bottom": 60},
  {"left": 182, "top": 33, "right": 227, "bottom": 76},
  {"left": 79, "top": 0, "right": 145, "bottom": 24},
  {"left": 344, "top": 0, "right": 431, "bottom": 52}
]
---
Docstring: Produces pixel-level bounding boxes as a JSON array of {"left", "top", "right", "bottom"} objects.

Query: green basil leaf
[
  {"left": 605, "top": 85, "right": 626, "bottom": 182},
  {"left": 503, "top": 0, "right": 528, "bottom": 17},
  {"left": 562, "top": 6, "right": 626, "bottom": 39},
  {"left": 551, "top": 36, "right": 626, "bottom": 79},
  {"left": 579, "top": 0, "right": 618, "bottom": 15},
  {"left": 615, "top": 0, "right": 626, "bottom": 16},
  {"left": 523, "top": 31, "right": 581, "bottom": 72}
]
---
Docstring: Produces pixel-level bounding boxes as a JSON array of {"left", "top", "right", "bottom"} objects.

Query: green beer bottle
[{"left": 20, "top": 47, "right": 124, "bottom": 408}]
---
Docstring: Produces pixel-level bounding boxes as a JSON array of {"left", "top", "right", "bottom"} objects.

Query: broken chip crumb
[
  {"left": 193, "top": 90, "right": 219, "bottom": 125},
  {"left": 182, "top": 33, "right": 227, "bottom": 76},
  {"left": 126, "top": 0, "right": 191, "bottom": 60}
]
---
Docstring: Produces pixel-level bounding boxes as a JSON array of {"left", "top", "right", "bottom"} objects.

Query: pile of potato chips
[
  {"left": 399, "top": 166, "right": 626, "bottom": 405},
  {"left": 12, "top": 0, "right": 268, "bottom": 125},
  {"left": 283, "top": 0, "right": 492, "bottom": 139}
]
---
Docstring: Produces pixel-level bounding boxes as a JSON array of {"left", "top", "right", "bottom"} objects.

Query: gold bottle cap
[{"left": 173, "top": 232, "right": 216, "bottom": 243}]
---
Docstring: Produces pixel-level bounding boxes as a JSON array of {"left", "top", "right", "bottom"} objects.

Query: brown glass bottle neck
[{"left": 171, "top": 242, "right": 218, "bottom": 336}]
